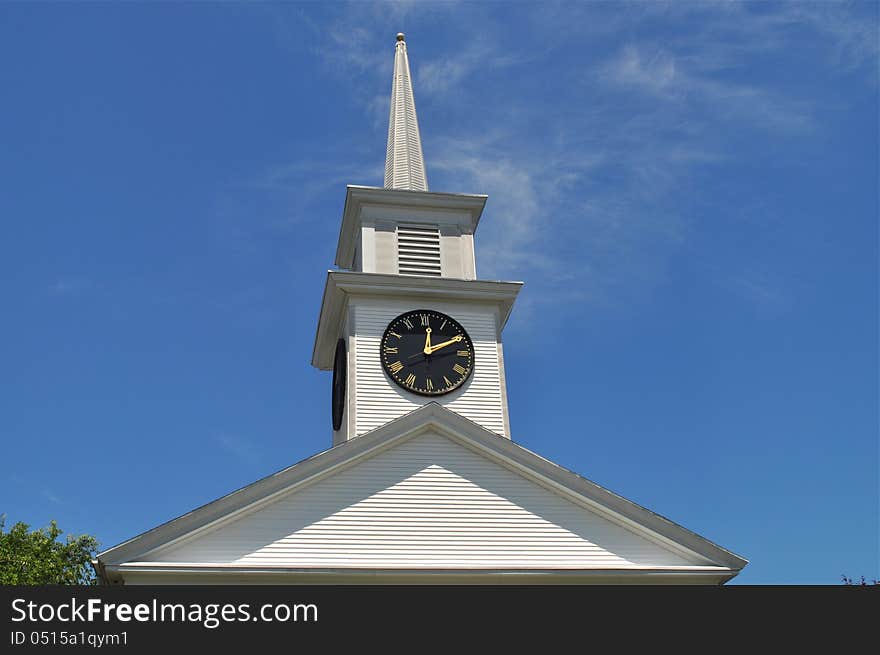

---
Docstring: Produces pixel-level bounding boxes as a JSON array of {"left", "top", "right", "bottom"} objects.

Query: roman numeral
[
  {"left": 426, "top": 378, "right": 434, "bottom": 391},
  {"left": 420, "top": 314, "right": 430, "bottom": 326},
  {"left": 443, "top": 376, "right": 452, "bottom": 386},
  {"left": 383, "top": 346, "right": 398, "bottom": 354},
  {"left": 402, "top": 318, "right": 414, "bottom": 330},
  {"left": 389, "top": 331, "right": 402, "bottom": 339},
  {"left": 440, "top": 320, "right": 447, "bottom": 330},
  {"left": 405, "top": 373, "right": 417, "bottom": 386},
  {"left": 389, "top": 361, "right": 404, "bottom": 374},
  {"left": 457, "top": 350, "right": 470, "bottom": 358},
  {"left": 453, "top": 364, "right": 467, "bottom": 375}
]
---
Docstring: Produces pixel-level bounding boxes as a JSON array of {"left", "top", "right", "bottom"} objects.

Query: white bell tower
[{"left": 312, "top": 34, "right": 522, "bottom": 445}]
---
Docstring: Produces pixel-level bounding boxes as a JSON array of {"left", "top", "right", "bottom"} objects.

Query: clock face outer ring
[
  {"left": 331, "top": 338, "right": 346, "bottom": 431},
  {"left": 380, "top": 309, "right": 475, "bottom": 397}
]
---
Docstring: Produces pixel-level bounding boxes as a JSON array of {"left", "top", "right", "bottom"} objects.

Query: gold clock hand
[
  {"left": 427, "top": 335, "right": 463, "bottom": 354},
  {"left": 423, "top": 327, "right": 432, "bottom": 355}
]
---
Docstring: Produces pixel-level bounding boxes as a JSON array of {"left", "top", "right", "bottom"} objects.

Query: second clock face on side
[
  {"left": 381, "top": 309, "right": 474, "bottom": 396},
  {"left": 331, "top": 338, "right": 346, "bottom": 431}
]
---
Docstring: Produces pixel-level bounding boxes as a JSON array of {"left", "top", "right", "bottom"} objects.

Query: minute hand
[{"left": 426, "top": 335, "right": 463, "bottom": 354}]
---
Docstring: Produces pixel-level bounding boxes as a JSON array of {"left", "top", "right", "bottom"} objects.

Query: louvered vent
[{"left": 397, "top": 224, "right": 441, "bottom": 276}]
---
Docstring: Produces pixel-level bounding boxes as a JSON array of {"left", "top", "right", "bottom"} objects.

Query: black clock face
[
  {"left": 380, "top": 309, "right": 474, "bottom": 396},
  {"left": 331, "top": 338, "right": 346, "bottom": 431}
]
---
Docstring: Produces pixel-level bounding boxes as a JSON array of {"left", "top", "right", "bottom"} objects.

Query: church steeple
[
  {"left": 384, "top": 33, "right": 428, "bottom": 192},
  {"left": 316, "top": 32, "right": 520, "bottom": 444}
]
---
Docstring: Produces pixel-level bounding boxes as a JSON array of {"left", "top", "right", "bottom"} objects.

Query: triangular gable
[
  {"left": 97, "top": 404, "right": 746, "bottom": 582},
  {"left": 144, "top": 429, "right": 703, "bottom": 569}
]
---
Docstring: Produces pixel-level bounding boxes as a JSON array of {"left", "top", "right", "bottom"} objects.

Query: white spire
[{"left": 384, "top": 33, "right": 428, "bottom": 192}]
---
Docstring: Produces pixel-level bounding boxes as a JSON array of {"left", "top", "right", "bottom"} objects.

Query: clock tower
[{"left": 312, "top": 33, "right": 522, "bottom": 445}]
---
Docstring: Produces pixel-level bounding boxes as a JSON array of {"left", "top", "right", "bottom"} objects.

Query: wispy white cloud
[
  {"left": 417, "top": 44, "right": 526, "bottom": 97},
  {"left": 251, "top": 159, "right": 382, "bottom": 194},
  {"left": 621, "top": 0, "right": 878, "bottom": 75},
  {"left": 725, "top": 269, "right": 793, "bottom": 315},
  {"left": 604, "top": 45, "right": 679, "bottom": 96},
  {"left": 416, "top": 4, "right": 865, "bottom": 318},
  {"left": 296, "top": 0, "right": 441, "bottom": 81},
  {"left": 41, "top": 489, "right": 62, "bottom": 505},
  {"left": 214, "top": 433, "right": 261, "bottom": 466},
  {"left": 216, "top": 157, "right": 384, "bottom": 234},
  {"left": 733, "top": 1, "right": 879, "bottom": 75},
  {"left": 429, "top": 127, "right": 681, "bottom": 320},
  {"left": 597, "top": 44, "right": 815, "bottom": 133},
  {"left": 252, "top": 0, "right": 873, "bottom": 319},
  {"left": 48, "top": 277, "right": 92, "bottom": 297},
  {"left": 366, "top": 92, "right": 391, "bottom": 133}
]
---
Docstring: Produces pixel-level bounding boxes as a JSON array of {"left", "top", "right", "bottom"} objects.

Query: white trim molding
[
  {"left": 335, "top": 186, "right": 487, "bottom": 272},
  {"left": 312, "top": 271, "right": 522, "bottom": 370}
]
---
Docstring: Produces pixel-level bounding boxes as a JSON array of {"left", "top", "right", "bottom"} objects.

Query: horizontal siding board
[
  {"left": 353, "top": 300, "right": 506, "bottom": 436},
  {"left": 146, "top": 431, "right": 701, "bottom": 569}
]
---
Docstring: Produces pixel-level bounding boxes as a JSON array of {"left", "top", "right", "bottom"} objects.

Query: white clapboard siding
[
  {"left": 145, "top": 431, "right": 701, "bottom": 569},
  {"left": 353, "top": 300, "right": 506, "bottom": 437}
]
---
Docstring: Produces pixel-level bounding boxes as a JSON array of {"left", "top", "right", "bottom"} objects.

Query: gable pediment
[
  {"left": 98, "top": 404, "right": 745, "bottom": 582},
  {"left": 135, "top": 432, "right": 709, "bottom": 570}
]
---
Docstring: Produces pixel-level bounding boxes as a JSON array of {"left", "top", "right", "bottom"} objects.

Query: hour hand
[{"left": 423, "top": 327, "right": 432, "bottom": 355}]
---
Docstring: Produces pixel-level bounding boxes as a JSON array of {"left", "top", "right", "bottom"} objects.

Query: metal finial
[{"left": 396, "top": 32, "right": 405, "bottom": 42}]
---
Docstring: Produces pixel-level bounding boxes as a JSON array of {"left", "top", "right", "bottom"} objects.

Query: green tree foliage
[{"left": 0, "top": 516, "right": 98, "bottom": 585}]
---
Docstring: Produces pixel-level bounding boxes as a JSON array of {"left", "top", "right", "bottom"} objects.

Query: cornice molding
[
  {"left": 335, "top": 186, "right": 488, "bottom": 270},
  {"left": 312, "top": 270, "right": 522, "bottom": 370}
]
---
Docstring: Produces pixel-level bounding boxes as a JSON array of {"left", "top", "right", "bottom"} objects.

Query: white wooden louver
[{"left": 397, "top": 224, "right": 441, "bottom": 276}]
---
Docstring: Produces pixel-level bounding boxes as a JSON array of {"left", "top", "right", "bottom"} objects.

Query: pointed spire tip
[{"left": 385, "top": 29, "right": 427, "bottom": 191}]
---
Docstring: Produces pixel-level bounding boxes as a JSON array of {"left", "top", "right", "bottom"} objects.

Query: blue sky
[{"left": 1, "top": 1, "right": 876, "bottom": 584}]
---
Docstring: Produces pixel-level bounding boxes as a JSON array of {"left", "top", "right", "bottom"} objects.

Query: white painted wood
[
  {"left": 358, "top": 224, "right": 376, "bottom": 273},
  {"left": 459, "top": 232, "right": 476, "bottom": 279},
  {"left": 351, "top": 298, "right": 507, "bottom": 437},
  {"left": 384, "top": 34, "right": 428, "bottom": 192},
  {"left": 373, "top": 221, "right": 398, "bottom": 274},
  {"left": 397, "top": 224, "right": 441, "bottom": 276},
  {"left": 350, "top": 203, "right": 477, "bottom": 278},
  {"left": 142, "top": 431, "right": 706, "bottom": 569},
  {"left": 312, "top": 273, "right": 521, "bottom": 370},
  {"left": 335, "top": 187, "right": 486, "bottom": 277},
  {"left": 440, "top": 223, "right": 470, "bottom": 279},
  {"left": 117, "top": 569, "right": 735, "bottom": 585}
]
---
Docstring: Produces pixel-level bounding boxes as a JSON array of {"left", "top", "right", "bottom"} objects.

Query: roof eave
[{"left": 106, "top": 562, "right": 741, "bottom": 585}]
